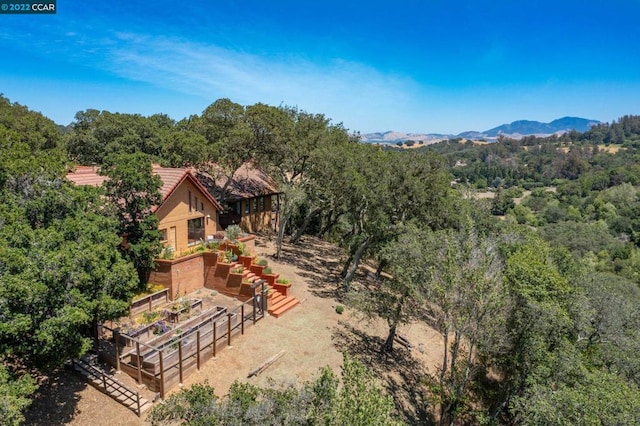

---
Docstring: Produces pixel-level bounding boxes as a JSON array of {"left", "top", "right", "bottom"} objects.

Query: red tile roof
[
  {"left": 65, "top": 166, "right": 108, "bottom": 186},
  {"left": 66, "top": 165, "right": 223, "bottom": 212}
]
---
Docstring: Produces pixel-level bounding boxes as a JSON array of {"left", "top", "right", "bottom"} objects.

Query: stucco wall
[{"left": 156, "top": 179, "right": 220, "bottom": 255}]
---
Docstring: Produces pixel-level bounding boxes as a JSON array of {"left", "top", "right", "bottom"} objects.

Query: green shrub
[
  {"left": 276, "top": 278, "right": 289, "bottom": 284},
  {"left": 257, "top": 258, "right": 268, "bottom": 266},
  {"left": 335, "top": 305, "right": 344, "bottom": 315},
  {"left": 225, "top": 224, "right": 242, "bottom": 242},
  {"left": 237, "top": 241, "right": 247, "bottom": 255},
  {"left": 160, "top": 246, "right": 174, "bottom": 259},
  {"left": 263, "top": 267, "right": 273, "bottom": 274},
  {"left": 219, "top": 250, "right": 234, "bottom": 263}
]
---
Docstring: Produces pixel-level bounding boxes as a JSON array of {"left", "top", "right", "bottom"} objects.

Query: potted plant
[
  {"left": 223, "top": 224, "right": 243, "bottom": 253},
  {"left": 260, "top": 267, "right": 279, "bottom": 286},
  {"left": 227, "top": 266, "right": 245, "bottom": 288},
  {"left": 225, "top": 224, "right": 242, "bottom": 242},
  {"left": 272, "top": 277, "right": 291, "bottom": 296},
  {"left": 237, "top": 241, "right": 254, "bottom": 267},
  {"left": 214, "top": 249, "right": 236, "bottom": 279},
  {"left": 250, "top": 258, "right": 268, "bottom": 275},
  {"left": 218, "top": 250, "right": 234, "bottom": 264}
]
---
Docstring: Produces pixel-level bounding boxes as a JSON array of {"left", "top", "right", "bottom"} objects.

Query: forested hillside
[{"left": 2, "top": 94, "right": 640, "bottom": 425}]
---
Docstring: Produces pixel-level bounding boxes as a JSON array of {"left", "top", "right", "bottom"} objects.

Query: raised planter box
[
  {"left": 227, "top": 271, "right": 244, "bottom": 288},
  {"left": 272, "top": 282, "right": 291, "bottom": 297},
  {"left": 261, "top": 273, "right": 279, "bottom": 286},
  {"left": 238, "top": 255, "right": 254, "bottom": 268},
  {"left": 215, "top": 262, "right": 235, "bottom": 279},
  {"left": 250, "top": 264, "right": 267, "bottom": 275},
  {"left": 165, "top": 299, "right": 203, "bottom": 323}
]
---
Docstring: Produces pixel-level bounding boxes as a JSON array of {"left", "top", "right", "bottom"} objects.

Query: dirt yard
[{"left": 24, "top": 237, "right": 444, "bottom": 425}]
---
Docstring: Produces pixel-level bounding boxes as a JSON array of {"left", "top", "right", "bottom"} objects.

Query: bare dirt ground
[{"left": 25, "top": 236, "right": 444, "bottom": 425}]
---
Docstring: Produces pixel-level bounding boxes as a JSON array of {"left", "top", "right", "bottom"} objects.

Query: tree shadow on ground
[
  {"left": 23, "top": 367, "right": 87, "bottom": 426},
  {"left": 269, "top": 237, "right": 345, "bottom": 299},
  {"left": 333, "top": 322, "right": 435, "bottom": 425}
]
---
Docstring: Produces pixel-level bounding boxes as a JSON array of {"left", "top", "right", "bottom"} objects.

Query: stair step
[
  {"left": 269, "top": 297, "right": 300, "bottom": 318},
  {"left": 269, "top": 294, "right": 285, "bottom": 305},
  {"left": 269, "top": 295, "right": 293, "bottom": 310}
]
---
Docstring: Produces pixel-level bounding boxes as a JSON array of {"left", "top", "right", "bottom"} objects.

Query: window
[
  {"left": 259, "top": 196, "right": 265, "bottom": 211},
  {"left": 235, "top": 201, "right": 241, "bottom": 215},
  {"left": 188, "top": 191, "right": 192, "bottom": 212},
  {"left": 244, "top": 200, "right": 250, "bottom": 214},
  {"left": 160, "top": 228, "right": 168, "bottom": 242},
  {"left": 201, "top": 201, "right": 204, "bottom": 211},
  {"left": 188, "top": 217, "right": 205, "bottom": 246},
  {"left": 252, "top": 198, "right": 258, "bottom": 213}
]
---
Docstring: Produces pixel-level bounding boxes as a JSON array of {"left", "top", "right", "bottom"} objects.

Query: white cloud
[{"left": 99, "top": 33, "right": 424, "bottom": 131}]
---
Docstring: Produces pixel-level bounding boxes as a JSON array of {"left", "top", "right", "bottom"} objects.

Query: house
[
  {"left": 66, "top": 165, "right": 224, "bottom": 256},
  {"left": 195, "top": 163, "right": 281, "bottom": 233}
]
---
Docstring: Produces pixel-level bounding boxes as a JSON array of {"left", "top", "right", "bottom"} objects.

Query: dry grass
[{"left": 25, "top": 236, "right": 444, "bottom": 425}]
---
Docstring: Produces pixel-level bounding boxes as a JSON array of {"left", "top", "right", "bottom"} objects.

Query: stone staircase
[{"left": 69, "top": 357, "right": 152, "bottom": 416}]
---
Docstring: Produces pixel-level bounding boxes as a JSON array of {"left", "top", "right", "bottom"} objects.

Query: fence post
[
  {"left": 253, "top": 295, "right": 257, "bottom": 325},
  {"left": 136, "top": 341, "right": 142, "bottom": 384},
  {"left": 114, "top": 330, "right": 121, "bottom": 372},
  {"left": 241, "top": 304, "right": 245, "bottom": 335},
  {"left": 213, "top": 321, "right": 217, "bottom": 357},
  {"left": 227, "top": 313, "right": 232, "bottom": 347},
  {"left": 159, "top": 350, "right": 165, "bottom": 399},
  {"left": 196, "top": 330, "right": 201, "bottom": 370},
  {"left": 178, "top": 340, "right": 183, "bottom": 384},
  {"left": 102, "top": 373, "right": 107, "bottom": 392},
  {"left": 136, "top": 391, "right": 141, "bottom": 417},
  {"left": 148, "top": 295, "right": 152, "bottom": 312},
  {"left": 261, "top": 283, "right": 268, "bottom": 317}
]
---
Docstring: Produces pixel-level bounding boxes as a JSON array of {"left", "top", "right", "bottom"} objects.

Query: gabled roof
[
  {"left": 66, "top": 165, "right": 224, "bottom": 212},
  {"left": 196, "top": 162, "right": 280, "bottom": 202}
]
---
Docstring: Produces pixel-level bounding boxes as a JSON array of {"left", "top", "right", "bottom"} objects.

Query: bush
[
  {"left": 257, "top": 258, "right": 268, "bottom": 266},
  {"left": 160, "top": 246, "right": 174, "bottom": 259},
  {"left": 225, "top": 224, "right": 242, "bottom": 242},
  {"left": 263, "top": 267, "right": 273, "bottom": 274},
  {"left": 219, "top": 250, "right": 234, "bottom": 263},
  {"left": 276, "top": 278, "right": 289, "bottom": 284},
  {"left": 237, "top": 241, "right": 247, "bottom": 255},
  {"left": 148, "top": 354, "right": 399, "bottom": 425},
  {"left": 335, "top": 305, "right": 344, "bottom": 314}
]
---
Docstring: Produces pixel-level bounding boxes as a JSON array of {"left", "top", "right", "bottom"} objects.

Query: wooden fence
[
  {"left": 100, "top": 290, "right": 267, "bottom": 398},
  {"left": 71, "top": 358, "right": 146, "bottom": 417},
  {"left": 129, "top": 288, "right": 170, "bottom": 317}
]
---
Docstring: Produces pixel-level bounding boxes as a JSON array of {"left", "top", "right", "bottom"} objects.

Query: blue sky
[{"left": 1, "top": 1, "right": 639, "bottom": 134}]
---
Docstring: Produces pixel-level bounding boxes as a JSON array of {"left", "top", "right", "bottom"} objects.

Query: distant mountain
[
  {"left": 481, "top": 117, "right": 600, "bottom": 138},
  {"left": 360, "top": 130, "right": 453, "bottom": 144},
  {"left": 360, "top": 116, "right": 601, "bottom": 144}
]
